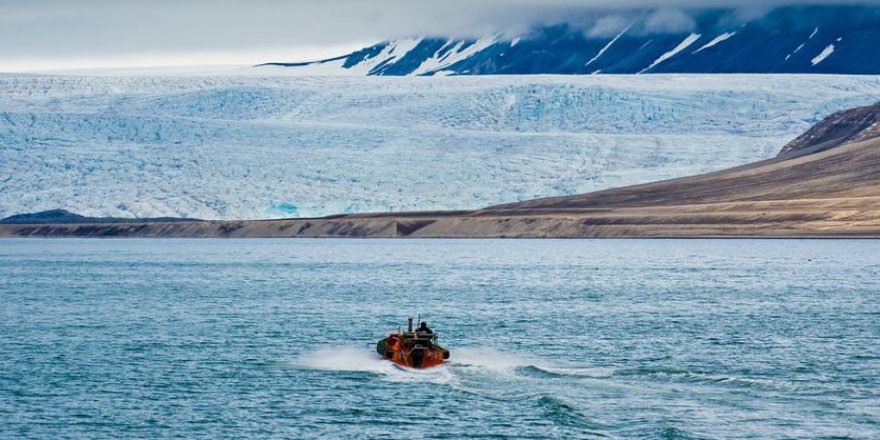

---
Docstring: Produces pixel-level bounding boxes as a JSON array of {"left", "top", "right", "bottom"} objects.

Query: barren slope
[{"left": 484, "top": 136, "right": 880, "bottom": 214}]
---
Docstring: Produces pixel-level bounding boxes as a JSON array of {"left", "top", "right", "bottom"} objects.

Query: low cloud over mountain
[{"left": 2, "top": 1, "right": 879, "bottom": 71}]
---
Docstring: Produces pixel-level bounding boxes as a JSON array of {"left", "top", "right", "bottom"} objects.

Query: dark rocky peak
[{"left": 779, "top": 102, "right": 880, "bottom": 159}]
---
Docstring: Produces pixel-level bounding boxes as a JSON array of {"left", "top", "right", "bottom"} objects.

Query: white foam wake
[
  {"left": 293, "top": 346, "right": 390, "bottom": 373},
  {"left": 291, "top": 346, "right": 454, "bottom": 383},
  {"left": 294, "top": 345, "right": 615, "bottom": 385},
  {"left": 451, "top": 347, "right": 537, "bottom": 371}
]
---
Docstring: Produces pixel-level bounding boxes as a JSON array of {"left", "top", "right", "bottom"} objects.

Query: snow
[
  {"left": 585, "top": 24, "right": 632, "bottom": 66},
  {"left": 812, "top": 45, "right": 835, "bottom": 66},
  {"left": 640, "top": 34, "right": 702, "bottom": 73},
  {"left": 784, "top": 28, "right": 822, "bottom": 63},
  {"left": 258, "top": 58, "right": 357, "bottom": 76},
  {"left": 412, "top": 37, "right": 497, "bottom": 76},
  {"left": 382, "top": 38, "right": 423, "bottom": 62},
  {"left": 254, "top": 38, "right": 424, "bottom": 76},
  {"left": 693, "top": 32, "right": 736, "bottom": 54},
  {"left": 785, "top": 43, "right": 807, "bottom": 62},
  {"left": 351, "top": 37, "right": 424, "bottom": 75},
  {"left": 2, "top": 74, "right": 879, "bottom": 220},
  {"left": 265, "top": 35, "right": 498, "bottom": 77}
]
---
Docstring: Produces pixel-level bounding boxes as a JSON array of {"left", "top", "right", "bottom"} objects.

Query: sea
[{"left": 1, "top": 238, "right": 878, "bottom": 439}]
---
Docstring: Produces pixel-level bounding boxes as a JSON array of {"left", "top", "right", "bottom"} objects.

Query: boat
[{"left": 376, "top": 318, "right": 450, "bottom": 369}]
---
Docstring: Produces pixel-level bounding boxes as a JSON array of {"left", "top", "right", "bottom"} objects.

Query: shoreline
[
  {"left": 3, "top": 209, "right": 879, "bottom": 239},
  {"left": 3, "top": 234, "right": 880, "bottom": 240}
]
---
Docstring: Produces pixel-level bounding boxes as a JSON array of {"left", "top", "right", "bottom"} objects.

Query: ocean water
[{"left": 1, "top": 238, "right": 878, "bottom": 439}]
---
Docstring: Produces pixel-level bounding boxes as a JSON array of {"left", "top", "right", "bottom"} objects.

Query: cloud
[
  {"left": 0, "top": 1, "right": 877, "bottom": 71},
  {"left": 587, "top": 15, "right": 633, "bottom": 38},
  {"left": 643, "top": 8, "right": 697, "bottom": 33}
]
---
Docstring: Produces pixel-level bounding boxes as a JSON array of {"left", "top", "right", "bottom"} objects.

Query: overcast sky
[{"left": 0, "top": 0, "right": 874, "bottom": 72}]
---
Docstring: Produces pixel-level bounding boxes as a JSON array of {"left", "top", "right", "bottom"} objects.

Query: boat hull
[{"left": 377, "top": 335, "right": 449, "bottom": 369}]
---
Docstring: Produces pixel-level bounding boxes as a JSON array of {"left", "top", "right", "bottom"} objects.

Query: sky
[{"left": 0, "top": 0, "right": 874, "bottom": 72}]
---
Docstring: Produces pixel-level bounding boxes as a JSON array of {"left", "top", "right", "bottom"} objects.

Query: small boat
[{"left": 376, "top": 318, "right": 450, "bottom": 369}]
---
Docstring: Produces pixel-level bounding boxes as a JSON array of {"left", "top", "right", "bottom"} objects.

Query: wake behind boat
[{"left": 377, "top": 318, "right": 450, "bottom": 369}]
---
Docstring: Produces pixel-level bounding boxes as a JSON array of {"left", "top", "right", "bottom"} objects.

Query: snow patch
[
  {"left": 260, "top": 38, "right": 424, "bottom": 76},
  {"left": 811, "top": 44, "right": 835, "bottom": 66},
  {"left": 413, "top": 37, "right": 497, "bottom": 76},
  {"left": 640, "top": 34, "right": 701, "bottom": 73},
  {"left": 253, "top": 58, "right": 356, "bottom": 76},
  {"left": 585, "top": 23, "right": 632, "bottom": 67},
  {"left": 354, "top": 38, "right": 423, "bottom": 74},
  {"left": 693, "top": 32, "right": 736, "bottom": 54},
  {"left": 784, "top": 42, "right": 807, "bottom": 62}
]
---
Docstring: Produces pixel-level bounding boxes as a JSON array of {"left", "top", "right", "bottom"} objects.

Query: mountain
[
  {"left": 778, "top": 102, "right": 880, "bottom": 159},
  {"left": 4, "top": 102, "right": 879, "bottom": 238},
  {"left": 258, "top": 5, "right": 880, "bottom": 76}
]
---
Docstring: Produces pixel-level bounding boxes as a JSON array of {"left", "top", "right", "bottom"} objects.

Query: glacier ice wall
[{"left": 1, "top": 75, "right": 879, "bottom": 220}]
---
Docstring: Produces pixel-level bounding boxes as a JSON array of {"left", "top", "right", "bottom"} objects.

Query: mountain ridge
[
  {"left": 778, "top": 102, "right": 880, "bottom": 159},
  {"left": 258, "top": 5, "right": 880, "bottom": 76}
]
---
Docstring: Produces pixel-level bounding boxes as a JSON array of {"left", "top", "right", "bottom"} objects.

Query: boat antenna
[{"left": 417, "top": 314, "right": 421, "bottom": 328}]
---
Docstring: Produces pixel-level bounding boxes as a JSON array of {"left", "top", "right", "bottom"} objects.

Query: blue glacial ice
[{"left": 1, "top": 74, "right": 879, "bottom": 219}]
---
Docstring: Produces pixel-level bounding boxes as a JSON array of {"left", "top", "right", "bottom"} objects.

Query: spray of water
[
  {"left": 292, "top": 345, "right": 612, "bottom": 386},
  {"left": 291, "top": 346, "right": 454, "bottom": 383},
  {"left": 452, "top": 347, "right": 537, "bottom": 370},
  {"left": 293, "top": 346, "right": 390, "bottom": 373}
]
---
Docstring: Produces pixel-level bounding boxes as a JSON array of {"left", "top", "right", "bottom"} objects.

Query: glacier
[{"left": 2, "top": 74, "right": 880, "bottom": 220}]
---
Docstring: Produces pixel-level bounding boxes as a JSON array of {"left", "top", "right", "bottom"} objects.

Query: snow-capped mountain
[
  {"left": 258, "top": 5, "right": 880, "bottom": 75},
  {"left": 2, "top": 75, "right": 880, "bottom": 220}
]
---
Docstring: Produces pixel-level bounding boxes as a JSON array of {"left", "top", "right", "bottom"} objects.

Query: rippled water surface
[{"left": 2, "top": 239, "right": 879, "bottom": 439}]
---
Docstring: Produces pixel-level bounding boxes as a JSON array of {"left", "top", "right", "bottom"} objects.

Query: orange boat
[{"left": 376, "top": 318, "right": 450, "bottom": 369}]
